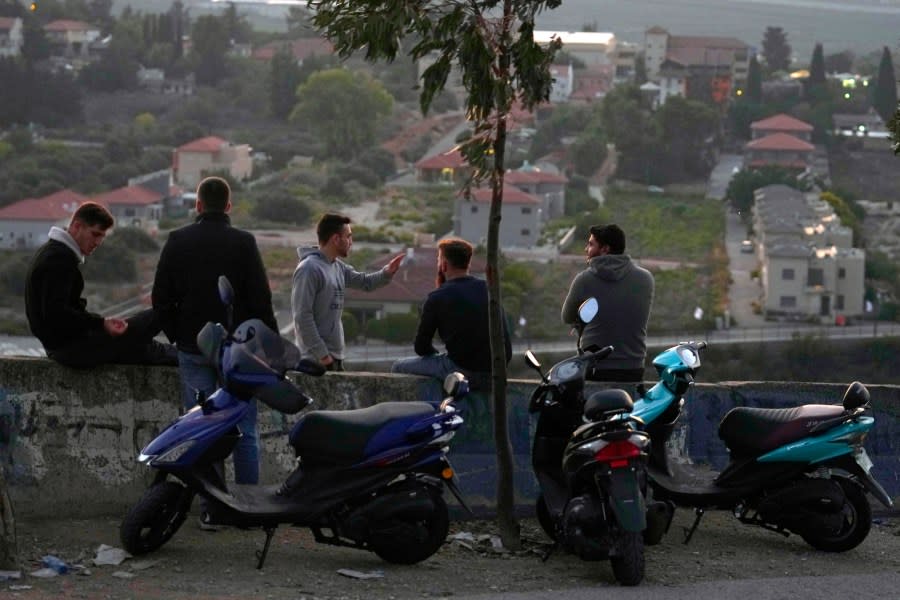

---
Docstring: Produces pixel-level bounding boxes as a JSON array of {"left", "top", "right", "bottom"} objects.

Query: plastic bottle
[{"left": 41, "top": 555, "right": 69, "bottom": 575}]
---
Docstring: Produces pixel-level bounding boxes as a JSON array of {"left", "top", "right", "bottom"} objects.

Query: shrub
[{"left": 365, "top": 312, "right": 419, "bottom": 343}]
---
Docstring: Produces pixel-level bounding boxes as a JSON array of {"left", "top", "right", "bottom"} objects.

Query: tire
[
  {"left": 120, "top": 481, "right": 189, "bottom": 556},
  {"left": 536, "top": 494, "right": 558, "bottom": 542},
  {"left": 800, "top": 478, "right": 872, "bottom": 552},
  {"left": 369, "top": 488, "right": 450, "bottom": 565},
  {"left": 610, "top": 531, "right": 645, "bottom": 586}
]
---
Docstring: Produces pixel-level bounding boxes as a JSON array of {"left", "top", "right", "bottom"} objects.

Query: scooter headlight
[
  {"left": 153, "top": 440, "right": 197, "bottom": 465},
  {"left": 676, "top": 346, "right": 700, "bottom": 368}
]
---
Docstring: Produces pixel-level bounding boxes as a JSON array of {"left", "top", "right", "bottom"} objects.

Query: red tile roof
[
  {"left": 0, "top": 189, "right": 87, "bottom": 221},
  {"left": 177, "top": 136, "right": 227, "bottom": 153},
  {"left": 44, "top": 19, "right": 96, "bottom": 32},
  {"left": 665, "top": 46, "right": 735, "bottom": 68},
  {"left": 416, "top": 149, "right": 467, "bottom": 170},
  {"left": 745, "top": 132, "right": 815, "bottom": 152},
  {"left": 751, "top": 113, "right": 814, "bottom": 132},
  {"left": 252, "top": 37, "right": 333, "bottom": 62},
  {"left": 468, "top": 185, "right": 541, "bottom": 205},
  {"left": 91, "top": 185, "right": 163, "bottom": 207}
]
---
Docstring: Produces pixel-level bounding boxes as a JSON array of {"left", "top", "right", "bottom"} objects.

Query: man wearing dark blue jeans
[
  {"left": 391, "top": 238, "right": 511, "bottom": 402},
  {"left": 153, "top": 177, "right": 276, "bottom": 525}
]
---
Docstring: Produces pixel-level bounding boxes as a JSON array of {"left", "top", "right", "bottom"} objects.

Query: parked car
[{"left": 740, "top": 240, "right": 754, "bottom": 253}]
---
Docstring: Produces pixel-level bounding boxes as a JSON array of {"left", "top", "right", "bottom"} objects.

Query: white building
[
  {"left": 0, "top": 17, "right": 23, "bottom": 58},
  {"left": 0, "top": 189, "right": 87, "bottom": 250},
  {"left": 534, "top": 31, "right": 616, "bottom": 66}
]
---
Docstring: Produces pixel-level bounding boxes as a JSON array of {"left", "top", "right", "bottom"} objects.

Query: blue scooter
[
  {"left": 630, "top": 339, "right": 892, "bottom": 550},
  {"left": 121, "top": 277, "right": 470, "bottom": 568}
]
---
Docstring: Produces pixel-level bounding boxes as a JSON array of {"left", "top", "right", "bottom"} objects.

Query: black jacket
[
  {"left": 152, "top": 212, "right": 277, "bottom": 353},
  {"left": 414, "top": 275, "right": 512, "bottom": 373},
  {"left": 25, "top": 239, "right": 105, "bottom": 351}
]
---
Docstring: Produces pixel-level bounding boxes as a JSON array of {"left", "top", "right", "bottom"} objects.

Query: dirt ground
[{"left": 4, "top": 506, "right": 900, "bottom": 599}]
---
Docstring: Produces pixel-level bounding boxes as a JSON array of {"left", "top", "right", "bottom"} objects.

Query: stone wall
[{"left": 0, "top": 358, "right": 898, "bottom": 517}]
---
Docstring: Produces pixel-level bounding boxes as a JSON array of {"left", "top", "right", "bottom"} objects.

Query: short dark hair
[
  {"left": 589, "top": 224, "right": 626, "bottom": 254},
  {"left": 438, "top": 238, "right": 473, "bottom": 269},
  {"left": 317, "top": 213, "right": 351, "bottom": 244},
  {"left": 72, "top": 202, "right": 114, "bottom": 230},
  {"left": 197, "top": 176, "right": 230, "bottom": 212}
]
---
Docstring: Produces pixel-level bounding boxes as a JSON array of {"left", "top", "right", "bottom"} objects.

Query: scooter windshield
[{"left": 224, "top": 319, "right": 301, "bottom": 377}]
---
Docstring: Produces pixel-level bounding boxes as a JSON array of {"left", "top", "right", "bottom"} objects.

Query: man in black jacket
[
  {"left": 152, "top": 176, "right": 277, "bottom": 490},
  {"left": 391, "top": 238, "right": 511, "bottom": 401},
  {"left": 25, "top": 202, "right": 175, "bottom": 368}
]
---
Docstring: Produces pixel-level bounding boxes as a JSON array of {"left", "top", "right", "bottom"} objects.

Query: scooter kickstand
[
  {"left": 256, "top": 526, "right": 277, "bottom": 569},
  {"left": 683, "top": 508, "right": 704, "bottom": 544}
]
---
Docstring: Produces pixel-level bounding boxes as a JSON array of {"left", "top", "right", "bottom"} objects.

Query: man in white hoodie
[{"left": 291, "top": 213, "right": 404, "bottom": 370}]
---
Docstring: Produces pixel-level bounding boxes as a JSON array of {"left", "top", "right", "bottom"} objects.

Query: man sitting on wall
[{"left": 25, "top": 201, "right": 176, "bottom": 368}]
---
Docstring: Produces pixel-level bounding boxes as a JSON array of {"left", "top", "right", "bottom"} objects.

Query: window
[
  {"left": 780, "top": 296, "right": 797, "bottom": 308},
  {"left": 470, "top": 206, "right": 478, "bottom": 213},
  {"left": 781, "top": 268, "right": 795, "bottom": 280},
  {"left": 838, "top": 267, "right": 846, "bottom": 279},
  {"left": 807, "top": 268, "right": 823, "bottom": 286},
  {"left": 836, "top": 295, "right": 845, "bottom": 310},
  {"left": 521, "top": 207, "right": 532, "bottom": 215}
]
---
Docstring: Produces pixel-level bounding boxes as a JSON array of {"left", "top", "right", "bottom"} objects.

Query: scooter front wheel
[
  {"left": 610, "top": 531, "right": 645, "bottom": 586},
  {"left": 120, "top": 481, "right": 190, "bottom": 555}
]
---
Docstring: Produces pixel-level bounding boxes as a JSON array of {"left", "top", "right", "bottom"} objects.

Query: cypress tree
[
  {"left": 874, "top": 46, "right": 898, "bottom": 125},
  {"left": 746, "top": 54, "right": 762, "bottom": 103},
  {"left": 809, "top": 43, "right": 826, "bottom": 85}
]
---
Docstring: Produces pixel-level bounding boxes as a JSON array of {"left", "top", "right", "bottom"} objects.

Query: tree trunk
[
  {"left": 487, "top": 11, "right": 520, "bottom": 546},
  {"left": 0, "top": 469, "right": 18, "bottom": 571}
]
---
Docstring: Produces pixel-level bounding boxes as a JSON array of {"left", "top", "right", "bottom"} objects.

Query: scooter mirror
[
  {"left": 578, "top": 297, "right": 599, "bottom": 324},
  {"left": 217, "top": 276, "right": 234, "bottom": 306},
  {"left": 524, "top": 350, "right": 541, "bottom": 370}
]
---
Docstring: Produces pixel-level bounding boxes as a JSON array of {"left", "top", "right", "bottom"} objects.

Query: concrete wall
[{"left": 1, "top": 358, "right": 898, "bottom": 518}]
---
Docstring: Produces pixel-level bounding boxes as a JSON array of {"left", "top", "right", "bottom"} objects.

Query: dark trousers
[{"left": 48, "top": 309, "right": 176, "bottom": 369}]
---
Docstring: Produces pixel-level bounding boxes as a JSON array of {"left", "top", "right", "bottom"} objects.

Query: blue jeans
[
  {"left": 391, "top": 354, "right": 461, "bottom": 405},
  {"left": 179, "top": 351, "right": 259, "bottom": 485}
]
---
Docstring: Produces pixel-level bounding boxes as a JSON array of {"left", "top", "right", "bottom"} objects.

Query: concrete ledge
[{"left": 1, "top": 358, "right": 898, "bottom": 517}]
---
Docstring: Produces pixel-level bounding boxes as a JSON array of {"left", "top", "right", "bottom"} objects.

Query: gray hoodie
[
  {"left": 291, "top": 247, "right": 393, "bottom": 361},
  {"left": 561, "top": 254, "right": 655, "bottom": 370}
]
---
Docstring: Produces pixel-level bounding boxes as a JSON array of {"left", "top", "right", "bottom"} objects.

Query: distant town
[{"left": 0, "top": 0, "right": 898, "bottom": 356}]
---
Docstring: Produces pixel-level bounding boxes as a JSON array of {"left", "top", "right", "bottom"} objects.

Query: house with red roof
[
  {"left": 644, "top": 26, "right": 750, "bottom": 106},
  {"left": 90, "top": 185, "right": 164, "bottom": 233},
  {"left": 750, "top": 113, "right": 814, "bottom": 142},
  {"left": 252, "top": 37, "right": 333, "bottom": 64},
  {"left": 173, "top": 136, "right": 253, "bottom": 189},
  {"left": 456, "top": 184, "right": 543, "bottom": 247},
  {"left": 504, "top": 167, "right": 568, "bottom": 219},
  {"left": 0, "top": 17, "right": 23, "bottom": 58},
  {"left": 744, "top": 132, "right": 815, "bottom": 170},
  {"left": 0, "top": 189, "right": 87, "bottom": 250},
  {"left": 43, "top": 19, "right": 100, "bottom": 59},
  {"left": 415, "top": 149, "right": 471, "bottom": 185}
]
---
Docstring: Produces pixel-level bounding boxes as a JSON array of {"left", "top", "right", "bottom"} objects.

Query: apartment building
[
  {"left": 0, "top": 17, "right": 23, "bottom": 58},
  {"left": 752, "top": 185, "right": 864, "bottom": 321}
]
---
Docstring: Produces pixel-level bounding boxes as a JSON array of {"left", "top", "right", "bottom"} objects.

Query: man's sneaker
[{"left": 198, "top": 512, "right": 220, "bottom": 532}]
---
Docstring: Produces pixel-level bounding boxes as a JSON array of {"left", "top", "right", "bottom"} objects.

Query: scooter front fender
[{"left": 604, "top": 468, "right": 647, "bottom": 533}]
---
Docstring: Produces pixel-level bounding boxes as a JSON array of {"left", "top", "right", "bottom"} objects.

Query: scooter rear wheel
[
  {"left": 800, "top": 478, "right": 871, "bottom": 552},
  {"left": 610, "top": 531, "right": 645, "bottom": 586},
  {"left": 120, "top": 481, "right": 189, "bottom": 555},
  {"left": 369, "top": 489, "right": 449, "bottom": 565}
]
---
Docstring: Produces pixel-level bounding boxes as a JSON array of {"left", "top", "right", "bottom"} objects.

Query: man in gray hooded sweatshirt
[
  {"left": 292, "top": 213, "right": 404, "bottom": 370},
  {"left": 561, "top": 224, "right": 654, "bottom": 382}
]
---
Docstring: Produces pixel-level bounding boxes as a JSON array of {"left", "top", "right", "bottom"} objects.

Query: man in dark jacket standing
[
  {"left": 152, "top": 176, "right": 277, "bottom": 490},
  {"left": 25, "top": 201, "right": 174, "bottom": 368},
  {"left": 561, "top": 224, "right": 654, "bottom": 382}
]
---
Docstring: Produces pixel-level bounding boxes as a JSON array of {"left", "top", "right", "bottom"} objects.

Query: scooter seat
[
  {"left": 289, "top": 401, "right": 436, "bottom": 466},
  {"left": 719, "top": 404, "right": 846, "bottom": 457}
]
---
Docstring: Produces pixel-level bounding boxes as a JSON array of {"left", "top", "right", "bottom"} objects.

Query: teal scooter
[{"left": 631, "top": 340, "right": 891, "bottom": 551}]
